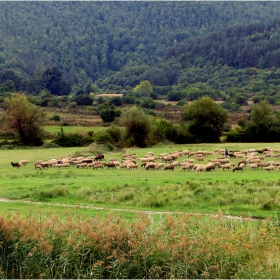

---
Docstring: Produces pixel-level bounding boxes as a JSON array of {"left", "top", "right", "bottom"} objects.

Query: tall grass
[{"left": 0, "top": 212, "right": 280, "bottom": 278}]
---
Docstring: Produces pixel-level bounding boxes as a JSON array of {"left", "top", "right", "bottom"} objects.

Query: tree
[
  {"left": 250, "top": 100, "right": 275, "bottom": 128},
  {"left": 182, "top": 96, "right": 228, "bottom": 143},
  {"left": 74, "top": 94, "right": 93, "bottom": 105},
  {"left": 100, "top": 107, "right": 119, "bottom": 123},
  {"left": 133, "top": 80, "right": 153, "bottom": 97},
  {"left": 246, "top": 100, "right": 278, "bottom": 141},
  {"left": 41, "top": 66, "right": 71, "bottom": 96},
  {"left": 119, "top": 106, "right": 152, "bottom": 147},
  {"left": 0, "top": 80, "right": 16, "bottom": 94},
  {"left": 4, "top": 93, "right": 45, "bottom": 146}
]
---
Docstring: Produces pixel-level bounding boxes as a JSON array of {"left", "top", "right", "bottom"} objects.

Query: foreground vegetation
[{"left": 1, "top": 212, "right": 280, "bottom": 278}]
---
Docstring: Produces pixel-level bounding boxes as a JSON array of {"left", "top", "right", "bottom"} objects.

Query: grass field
[
  {"left": 1, "top": 142, "right": 280, "bottom": 220},
  {"left": 44, "top": 125, "right": 106, "bottom": 134}
]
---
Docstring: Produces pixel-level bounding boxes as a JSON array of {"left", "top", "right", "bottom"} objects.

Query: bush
[
  {"left": 52, "top": 128, "right": 92, "bottom": 147},
  {"left": 93, "top": 131, "right": 112, "bottom": 144},
  {"left": 106, "top": 125, "right": 124, "bottom": 144},
  {"left": 50, "top": 114, "right": 61, "bottom": 121}
]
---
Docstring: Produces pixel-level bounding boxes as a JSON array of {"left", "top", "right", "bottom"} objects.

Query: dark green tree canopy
[
  {"left": 41, "top": 66, "right": 71, "bottom": 96},
  {"left": 182, "top": 96, "right": 228, "bottom": 143}
]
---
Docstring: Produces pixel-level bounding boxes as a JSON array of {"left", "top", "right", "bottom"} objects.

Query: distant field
[
  {"left": 1, "top": 142, "right": 280, "bottom": 219},
  {"left": 44, "top": 125, "right": 106, "bottom": 134}
]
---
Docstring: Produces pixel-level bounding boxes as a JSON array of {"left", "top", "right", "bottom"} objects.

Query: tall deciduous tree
[
  {"left": 133, "top": 80, "right": 153, "bottom": 97},
  {"left": 182, "top": 96, "right": 228, "bottom": 143},
  {"left": 246, "top": 100, "right": 278, "bottom": 141},
  {"left": 119, "top": 106, "right": 152, "bottom": 147},
  {"left": 4, "top": 93, "right": 45, "bottom": 146}
]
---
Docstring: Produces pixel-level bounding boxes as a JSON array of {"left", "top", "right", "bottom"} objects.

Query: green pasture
[
  {"left": 44, "top": 125, "right": 105, "bottom": 134},
  {"left": 1, "top": 142, "right": 280, "bottom": 219}
]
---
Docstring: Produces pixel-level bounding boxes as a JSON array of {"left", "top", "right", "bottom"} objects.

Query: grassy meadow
[
  {"left": 44, "top": 125, "right": 105, "bottom": 135},
  {"left": 1, "top": 142, "right": 280, "bottom": 219}
]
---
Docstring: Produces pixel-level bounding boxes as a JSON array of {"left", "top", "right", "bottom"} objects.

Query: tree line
[{"left": 2, "top": 93, "right": 280, "bottom": 147}]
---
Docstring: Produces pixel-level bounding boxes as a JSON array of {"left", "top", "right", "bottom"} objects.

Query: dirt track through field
[{"left": 0, "top": 198, "right": 257, "bottom": 221}]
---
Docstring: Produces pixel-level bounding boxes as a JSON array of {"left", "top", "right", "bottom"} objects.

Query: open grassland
[
  {"left": 44, "top": 125, "right": 106, "bottom": 135},
  {"left": 1, "top": 143, "right": 280, "bottom": 219}
]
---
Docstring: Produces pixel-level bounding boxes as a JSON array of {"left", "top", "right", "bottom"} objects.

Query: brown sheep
[
  {"left": 164, "top": 164, "right": 174, "bottom": 171},
  {"left": 11, "top": 162, "right": 21, "bottom": 168}
]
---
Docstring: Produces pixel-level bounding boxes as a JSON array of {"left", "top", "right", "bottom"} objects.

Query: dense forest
[{"left": 0, "top": 2, "right": 280, "bottom": 95}]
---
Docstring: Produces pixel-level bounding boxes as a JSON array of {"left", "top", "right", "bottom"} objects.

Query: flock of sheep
[{"left": 10, "top": 146, "right": 280, "bottom": 172}]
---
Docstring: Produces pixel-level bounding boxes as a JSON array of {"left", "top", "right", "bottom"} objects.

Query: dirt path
[{"left": 0, "top": 198, "right": 258, "bottom": 221}]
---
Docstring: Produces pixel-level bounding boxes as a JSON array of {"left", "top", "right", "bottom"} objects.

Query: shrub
[
  {"left": 50, "top": 114, "right": 61, "bottom": 121},
  {"left": 52, "top": 128, "right": 92, "bottom": 147},
  {"left": 93, "top": 131, "right": 112, "bottom": 144}
]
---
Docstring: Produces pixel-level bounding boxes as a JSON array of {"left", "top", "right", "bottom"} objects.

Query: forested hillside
[{"left": 0, "top": 1, "right": 280, "bottom": 91}]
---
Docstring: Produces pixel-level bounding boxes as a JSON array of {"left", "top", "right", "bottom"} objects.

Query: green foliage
[
  {"left": 93, "top": 131, "right": 112, "bottom": 144},
  {"left": 182, "top": 96, "right": 228, "bottom": 143},
  {"left": 33, "top": 187, "right": 69, "bottom": 201},
  {"left": 52, "top": 128, "right": 92, "bottom": 147},
  {"left": 50, "top": 115, "right": 61, "bottom": 122},
  {"left": 41, "top": 66, "right": 71, "bottom": 96},
  {"left": 133, "top": 80, "right": 153, "bottom": 97},
  {"left": 105, "top": 124, "right": 124, "bottom": 144},
  {"left": 0, "top": 80, "right": 16, "bottom": 93},
  {"left": 99, "top": 107, "right": 121, "bottom": 123},
  {"left": 120, "top": 106, "right": 153, "bottom": 147},
  {"left": 109, "top": 96, "right": 123, "bottom": 106},
  {"left": 4, "top": 93, "right": 45, "bottom": 146},
  {"left": 74, "top": 94, "right": 93, "bottom": 106}
]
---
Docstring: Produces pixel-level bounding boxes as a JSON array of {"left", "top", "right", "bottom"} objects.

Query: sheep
[
  {"left": 109, "top": 158, "right": 118, "bottom": 162},
  {"left": 138, "top": 157, "right": 155, "bottom": 163},
  {"left": 127, "top": 163, "right": 138, "bottom": 170},
  {"left": 164, "top": 164, "right": 174, "bottom": 171},
  {"left": 94, "top": 154, "right": 105, "bottom": 161},
  {"left": 19, "top": 160, "right": 29, "bottom": 165},
  {"left": 40, "top": 162, "right": 51, "bottom": 169},
  {"left": 196, "top": 165, "right": 206, "bottom": 172},
  {"left": 110, "top": 161, "right": 121, "bottom": 167},
  {"left": 11, "top": 162, "right": 22, "bottom": 168},
  {"left": 76, "top": 163, "right": 88, "bottom": 168},
  {"left": 204, "top": 163, "right": 216, "bottom": 171},
  {"left": 155, "top": 163, "right": 165, "bottom": 170},
  {"left": 184, "top": 159, "right": 194, "bottom": 163},
  {"left": 61, "top": 163, "right": 70, "bottom": 168},
  {"left": 93, "top": 163, "right": 104, "bottom": 170},
  {"left": 180, "top": 165, "right": 192, "bottom": 171},
  {"left": 219, "top": 163, "right": 231, "bottom": 171},
  {"left": 118, "top": 164, "right": 128, "bottom": 169},
  {"left": 52, "top": 164, "right": 64, "bottom": 169},
  {"left": 34, "top": 164, "right": 42, "bottom": 170},
  {"left": 104, "top": 162, "right": 117, "bottom": 169},
  {"left": 249, "top": 163, "right": 258, "bottom": 170},
  {"left": 86, "top": 162, "right": 97, "bottom": 168},
  {"left": 145, "top": 162, "right": 156, "bottom": 170},
  {"left": 161, "top": 156, "right": 173, "bottom": 163},
  {"left": 263, "top": 166, "right": 275, "bottom": 172},
  {"left": 232, "top": 163, "right": 245, "bottom": 172}
]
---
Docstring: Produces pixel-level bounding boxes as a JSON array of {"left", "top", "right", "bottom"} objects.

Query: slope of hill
[{"left": 0, "top": 1, "right": 280, "bottom": 87}]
